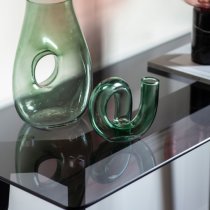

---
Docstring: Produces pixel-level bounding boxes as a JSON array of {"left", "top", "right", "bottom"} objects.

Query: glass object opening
[{"left": 32, "top": 52, "right": 58, "bottom": 87}]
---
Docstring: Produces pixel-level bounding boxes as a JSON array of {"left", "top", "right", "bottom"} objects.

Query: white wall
[{"left": 0, "top": 0, "right": 192, "bottom": 107}]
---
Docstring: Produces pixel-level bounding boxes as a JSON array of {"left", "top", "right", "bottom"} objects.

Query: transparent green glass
[
  {"left": 89, "top": 77, "right": 159, "bottom": 142},
  {"left": 13, "top": 0, "right": 92, "bottom": 129},
  {"left": 16, "top": 119, "right": 92, "bottom": 207}
]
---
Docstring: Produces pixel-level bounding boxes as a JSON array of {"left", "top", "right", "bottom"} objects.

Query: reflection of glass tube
[
  {"left": 91, "top": 142, "right": 131, "bottom": 183},
  {"left": 15, "top": 119, "right": 92, "bottom": 207},
  {"left": 90, "top": 140, "right": 155, "bottom": 184}
]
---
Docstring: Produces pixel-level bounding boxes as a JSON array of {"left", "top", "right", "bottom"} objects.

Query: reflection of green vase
[
  {"left": 13, "top": 0, "right": 92, "bottom": 129},
  {"left": 16, "top": 120, "right": 92, "bottom": 207}
]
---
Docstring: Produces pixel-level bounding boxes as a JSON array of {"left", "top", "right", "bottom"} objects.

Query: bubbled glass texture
[{"left": 13, "top": 0, "right": 92, "bottom": 129}]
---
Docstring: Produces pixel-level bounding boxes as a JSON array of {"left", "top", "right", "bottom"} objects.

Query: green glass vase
[
  {"left": 89, "top": 77, "right": 159, "bottom": 142},
  {"left": 13, "top": 0, "right": 92, "bottom": 129}
]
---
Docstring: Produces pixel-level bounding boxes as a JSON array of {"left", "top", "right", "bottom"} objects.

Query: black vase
[{"left": 192, "top": 7, "right": 210, "bottom": 64}]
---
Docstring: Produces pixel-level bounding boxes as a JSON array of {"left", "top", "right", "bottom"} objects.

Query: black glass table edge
[
  {"left": 1, "top": 136, "right": 209, "bottom": 210},
  {"left": 0, "top": 177, "right": 71, "bottom": 210},
  {"left": 84, "top": 136, "right": 210, "bottom": 209}
]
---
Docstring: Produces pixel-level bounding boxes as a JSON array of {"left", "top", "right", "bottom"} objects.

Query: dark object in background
[
  {"left": 192, "top": 7, "right": 210, "bottom": 64},
  {"left": 0, "top": 181, "right": 9, "bottom": 210}
]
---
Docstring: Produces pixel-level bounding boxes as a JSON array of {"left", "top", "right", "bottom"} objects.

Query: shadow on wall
[{"left": 74, "top": 0, "right": 126, "bottom": 70}]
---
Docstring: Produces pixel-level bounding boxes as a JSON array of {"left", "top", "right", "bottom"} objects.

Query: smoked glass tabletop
[{"left": 1, "top": 38, "right": 210, "bottom": 209}]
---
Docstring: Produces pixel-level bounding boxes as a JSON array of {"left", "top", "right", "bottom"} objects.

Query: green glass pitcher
[{"left": 13, "top": 0, "right": 92, "bottom": 129}]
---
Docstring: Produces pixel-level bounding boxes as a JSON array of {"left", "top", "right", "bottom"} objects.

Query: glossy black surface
[
  {"left": 192, "top": 7, "right": 210, "bottom": 64},
  {"left": 1, "top": 35, "right": 210, "bottom": 209}
]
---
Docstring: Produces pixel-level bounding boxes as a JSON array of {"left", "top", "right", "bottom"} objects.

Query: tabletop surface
[{"left": 1, "top": 34, "right": 210, "bottom": 209}]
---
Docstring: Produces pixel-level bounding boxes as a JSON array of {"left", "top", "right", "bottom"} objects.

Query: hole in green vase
[{"left": 32, "top": 51, "right": 58, "bottom": 88}]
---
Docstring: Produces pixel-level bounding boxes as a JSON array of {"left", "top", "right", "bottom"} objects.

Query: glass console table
[{"left": 1, "top": 34, "right": 210, "bottom": 210}]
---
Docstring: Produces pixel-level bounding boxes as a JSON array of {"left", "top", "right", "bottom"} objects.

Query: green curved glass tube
[
  {"left": 13, "top": 0, "right": 92, "bottom": 129},
  {"left": 89, "top": 77, "right": 159, "bottom": 142}
]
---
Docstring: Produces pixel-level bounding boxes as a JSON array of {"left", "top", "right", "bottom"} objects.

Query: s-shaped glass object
[{"left": 89, "top": 77, "right": 159, "bottom": 142}]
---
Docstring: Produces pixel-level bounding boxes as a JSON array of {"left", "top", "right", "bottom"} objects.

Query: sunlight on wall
[{"left": 0, "top": 0, "right": 192, "bottom": 107}]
